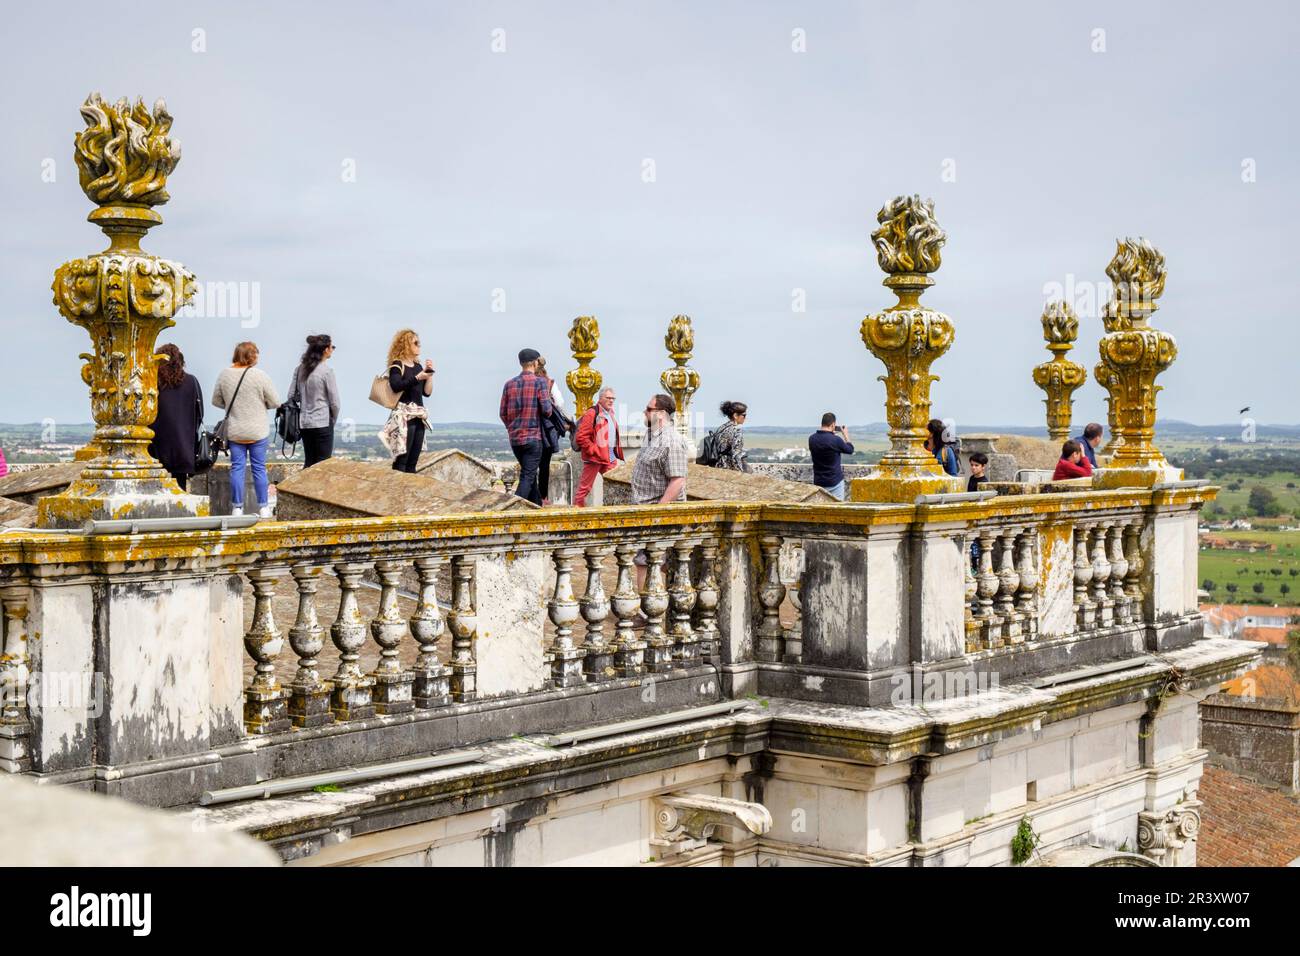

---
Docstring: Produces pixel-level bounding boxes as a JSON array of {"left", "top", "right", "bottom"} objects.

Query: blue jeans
[
  {"left": 230, "top": 437, "right": 269, "bottom": 508},
  {"left": 822, "top": 479, "right": 847, "bottom": 501}
]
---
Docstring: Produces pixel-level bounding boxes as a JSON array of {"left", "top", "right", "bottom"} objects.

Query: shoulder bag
[
  {"left": 369, "top": 363, "right": 403, "bottom": 409},
  {"left": 275, "top": 367, "right": 303, "bottom": 456},
  {"left": 208, "top": 368, "right": 250, "bottom": 456}
]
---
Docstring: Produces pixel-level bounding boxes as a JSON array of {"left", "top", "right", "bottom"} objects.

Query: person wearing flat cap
[{"left": 499, "top": 347, "right": 554, "bottom": 505}]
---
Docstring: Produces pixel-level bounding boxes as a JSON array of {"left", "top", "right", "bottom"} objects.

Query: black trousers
[
  {"left": 301, "top": 426, "right": 334, "bottom": 468},
  {"left": 393, "top": 420, "right": 426, "bottom": 473},
  {"left": 511, "top": 440, "right": 543, "bottom": 505}
]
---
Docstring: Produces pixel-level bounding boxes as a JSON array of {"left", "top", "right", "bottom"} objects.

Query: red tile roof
[
  {"left": 1198, "top": 765, "right": 1300, "bottom": 867},
  {"left": 1200, "top": 604, "right": 1300, "bottom": 623},
  {"left": 1221, "top": 664, "right": 1300, "bottom": 702}
]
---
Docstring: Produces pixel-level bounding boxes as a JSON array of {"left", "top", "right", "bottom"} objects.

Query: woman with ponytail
[{"left": 290, "top": 333, "right": 341, "bottom": 468}]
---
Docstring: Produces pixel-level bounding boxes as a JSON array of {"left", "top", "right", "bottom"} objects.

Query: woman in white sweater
[{"left": 212, "top": 341, "right": 280, "bottom": 517}]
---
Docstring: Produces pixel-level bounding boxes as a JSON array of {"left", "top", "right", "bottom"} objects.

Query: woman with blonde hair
[
  {"left": 212, "top": 341, "right": 280, "bottom": 516},
  {"left": 380, "top": 328, "right": 434, "bottom": 472}
]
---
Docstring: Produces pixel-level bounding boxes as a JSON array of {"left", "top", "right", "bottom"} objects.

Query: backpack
[
  {"left": 275, "top": 367, "right": 303, "bottom": 457},
  {"left": 697, "top": 428, "right": 721, "bottom": 467}
]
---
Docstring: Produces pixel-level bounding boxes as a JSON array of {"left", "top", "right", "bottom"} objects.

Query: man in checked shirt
[{"left": 499, "top": 348, "right": 554, "bottom": 505}]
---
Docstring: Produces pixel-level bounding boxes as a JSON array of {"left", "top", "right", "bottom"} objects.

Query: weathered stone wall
[{"left": 1200, "top": 694, "right": 1300, "bottom": 791}]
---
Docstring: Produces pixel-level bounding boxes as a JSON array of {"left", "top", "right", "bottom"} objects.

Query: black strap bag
[
  {"left": 193, "top": 386, "right": 216, "bottom": 474},
  {"left": 275, "top": 367, "right": 303, "bottom": 456},
  {"left": 207, "top": 368, "right": 249, "bottom": 458}
]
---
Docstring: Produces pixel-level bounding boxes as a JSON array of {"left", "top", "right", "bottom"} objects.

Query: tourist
[
  {"left": 713, "top": 401, "right": 750, "bottom": 472},
  {"left": 381, "top": 329, "right": 434, "bottom": 473},
  {"left": 967, "top": 452, "right": 989, "bottom": 493},
  {"left": 925, "top": 418, "right": 960, "bottom": 477},
  {"left": 149, "top": 343, "right": 203, "bottom": 490},
  {"left": 574, "top": 387, "right": 624, "bottom": 507},
  {"left": 289, "top": 334, "right": 341, "bottom": 469},
  {"left": 1074, "top": 422, "right": 1104, "bottom": 469},
  {"left": 0, "top": 444, "right": 7, "bottom": 478},
  {"left": 499, "top": 348, "right": 553, "bottom": 505},
  {"left": 808, "top": 413, "right": 854, "bottom": 501},
  {"left": 213, "top": 341, "right": 280, "bottom": 517},
  {"left": 1052, "top": 439, "right": 1094, "bottom": 480},
  {"left": 535, "top": 356, "right": 573, "bottom": 505}
]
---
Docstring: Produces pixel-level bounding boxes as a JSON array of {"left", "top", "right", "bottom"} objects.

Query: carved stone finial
[
  {"left": 660, "top": 314, "right": 699, "bottom": 444},
  {"left": 565, "top": 315, "right": 602, "bottom": 417},
  {"left": 852, "top": 195, "right": 961, "bottom": 502},
  {"left": 1032, "top": 301, "right": 1087, "bottom": 442},
  {"left": 76, "top": 93, "right": 181, "bottom": 208},
  {"left": 870, "top": 194, "right": 946, "bottom": 277},
  {"left": 1093, "top": 238, "right": 1180, "bottom": 488},
  {"left": 1105, "top": 237, "right": 1166, "bottom": 321},
  {"left": 39, "top": 95, "right": 203, "bottom": 527}
]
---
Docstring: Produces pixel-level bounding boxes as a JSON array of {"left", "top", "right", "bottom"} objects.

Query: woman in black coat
[{"left": 149, "top": 343, "right": 203, "bottom": 490}]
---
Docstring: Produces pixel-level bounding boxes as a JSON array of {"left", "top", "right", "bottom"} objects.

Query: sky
[{"left": 1, "top": 0, "right": 1297, "bottom": 432}]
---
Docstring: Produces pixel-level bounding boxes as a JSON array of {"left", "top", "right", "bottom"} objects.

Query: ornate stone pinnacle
[
  {"left": 1032, "top": 301, "right": 1087, "bottom": 442},
  {"left": 851, "top": 195, "right": 961, "bottom": 502},
  {"left": 1093, "top": 238, "right": 1180, "bottom": 488},
  {"left": 660, "top": 314, "right": 699, "bottom": 443},
  {"left": 39, "top": 95, "right": 203, "bottom": 528},
  {"left": 566, "top": 315, "right": 602, "bottom": 417}
]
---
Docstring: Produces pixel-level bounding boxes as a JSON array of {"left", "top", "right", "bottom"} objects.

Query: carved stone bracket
[{"left": 651, "top": 793, "right": 773, "bottom": 858}]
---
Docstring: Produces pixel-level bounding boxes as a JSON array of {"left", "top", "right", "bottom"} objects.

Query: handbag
[
  {"left": 275, "top": 367, "right": 303, "bottom": 455},
  {"left": 369, "top": 364, "right": 402, "bottom": 409},
  {"left": 208, "top": 368, "right": 249, "bottom": 457},
  {"left": 192, "top": 382, "right": 216, "bottom": 474}
]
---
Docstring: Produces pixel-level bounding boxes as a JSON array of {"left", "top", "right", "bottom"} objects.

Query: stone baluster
[
  {"left": 1123, "top": 520, "right": 1145, "bottom": 622},
  {"left": 369, "top": 560, "right": 414, "bottom": 714},
  {"left": 579, "top": 547, "right": 615, "bottom": 682},
  {"left": 548, "top": 548, "right": 586, "bottom": 687},
  {"left": 668, "top": 539, "right": 698, "bottom": 666},
  {"left": 1090, "top": 524, "right": 1113, "bottom": 627},
  {"left": 977, "top": 528, "right": 1000, "bottom": 648},
  {"left": 963, "top": 535, "right": 980, "bottom": 654},
  {"left": 785, "top": 575, "right": 803, "bottom": 664},
  {"left": 641, "top": 541, "right": 674, "bottom": 673},
  {"left": 329, "top": 563, "right": 375, "bottom": 720},
  {"left": 446, "top": 554, "right": 478, "bottom": 701},
  {"left": 244, "top": 568, "right": 290, "bottom": 734},
  {"left": 1015, "top": 529, "right": 1039, "bottom": 640},
  {"left": 286, "top": 564, "right": 331, "bottom": 728},
  {"left": 1107, "top": 524, "right": 1130, "bottom": 624},
  {"left": 755, "top": 535, "right": 787, "bottom": 663},
  {"left": 1074, "top": 525, "right": 1095, "bottom": 630},
  {"left": 693, "top": 541, "right": 721, "bottom": 664},
  {"left": 0, "top": 581, "right": 33, "bottom": 773},
  {"left": 409, "top": 556, "right": 451, "bottom": 709},
  {"left": 611, "top": 543, "right": 646, "bottom": 676},
  {"left": 996, "top": 528, "right": 1022, "bottom": 643}
]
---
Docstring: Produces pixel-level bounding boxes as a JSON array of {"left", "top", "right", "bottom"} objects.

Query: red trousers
[{"left": 575, "top": 460, "right": 618, "bottom": 506}]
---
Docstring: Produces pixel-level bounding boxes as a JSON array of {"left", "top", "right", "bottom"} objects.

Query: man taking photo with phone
[{"left": 808, "top": 412, "right": 854, "bottom": 501}]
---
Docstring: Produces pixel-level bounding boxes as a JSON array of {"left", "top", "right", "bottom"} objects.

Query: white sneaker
[
  {"left": 232, "top": 506, "right": 244, "bottom": 517},
  {"left": 258, "top": 505, "right": 273, "bottom": 519}
]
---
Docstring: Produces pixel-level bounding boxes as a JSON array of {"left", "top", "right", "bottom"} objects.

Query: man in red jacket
[
  {"left": 1052, "top": 439, "right": 1094, "bottom": 481},
  {"left": 574, "top": 387, "right": 624, "bottom": 506}
]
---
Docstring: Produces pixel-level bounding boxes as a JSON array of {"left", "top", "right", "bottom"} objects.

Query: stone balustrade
[{"left": 0, "top": 482, "right": 1213, "bottom": 803}]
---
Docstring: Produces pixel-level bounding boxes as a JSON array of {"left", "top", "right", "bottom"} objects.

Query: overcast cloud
[{"left": 1, "top": 0, "right": 1296, "bottom": 430}]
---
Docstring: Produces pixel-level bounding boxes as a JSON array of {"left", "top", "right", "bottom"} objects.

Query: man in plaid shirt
[
  {"left": 499, "top": 348, "right": 553, "bottom": 505},
  {"left": 631, "top": 393, "right": 689, "bottom": 504}
]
